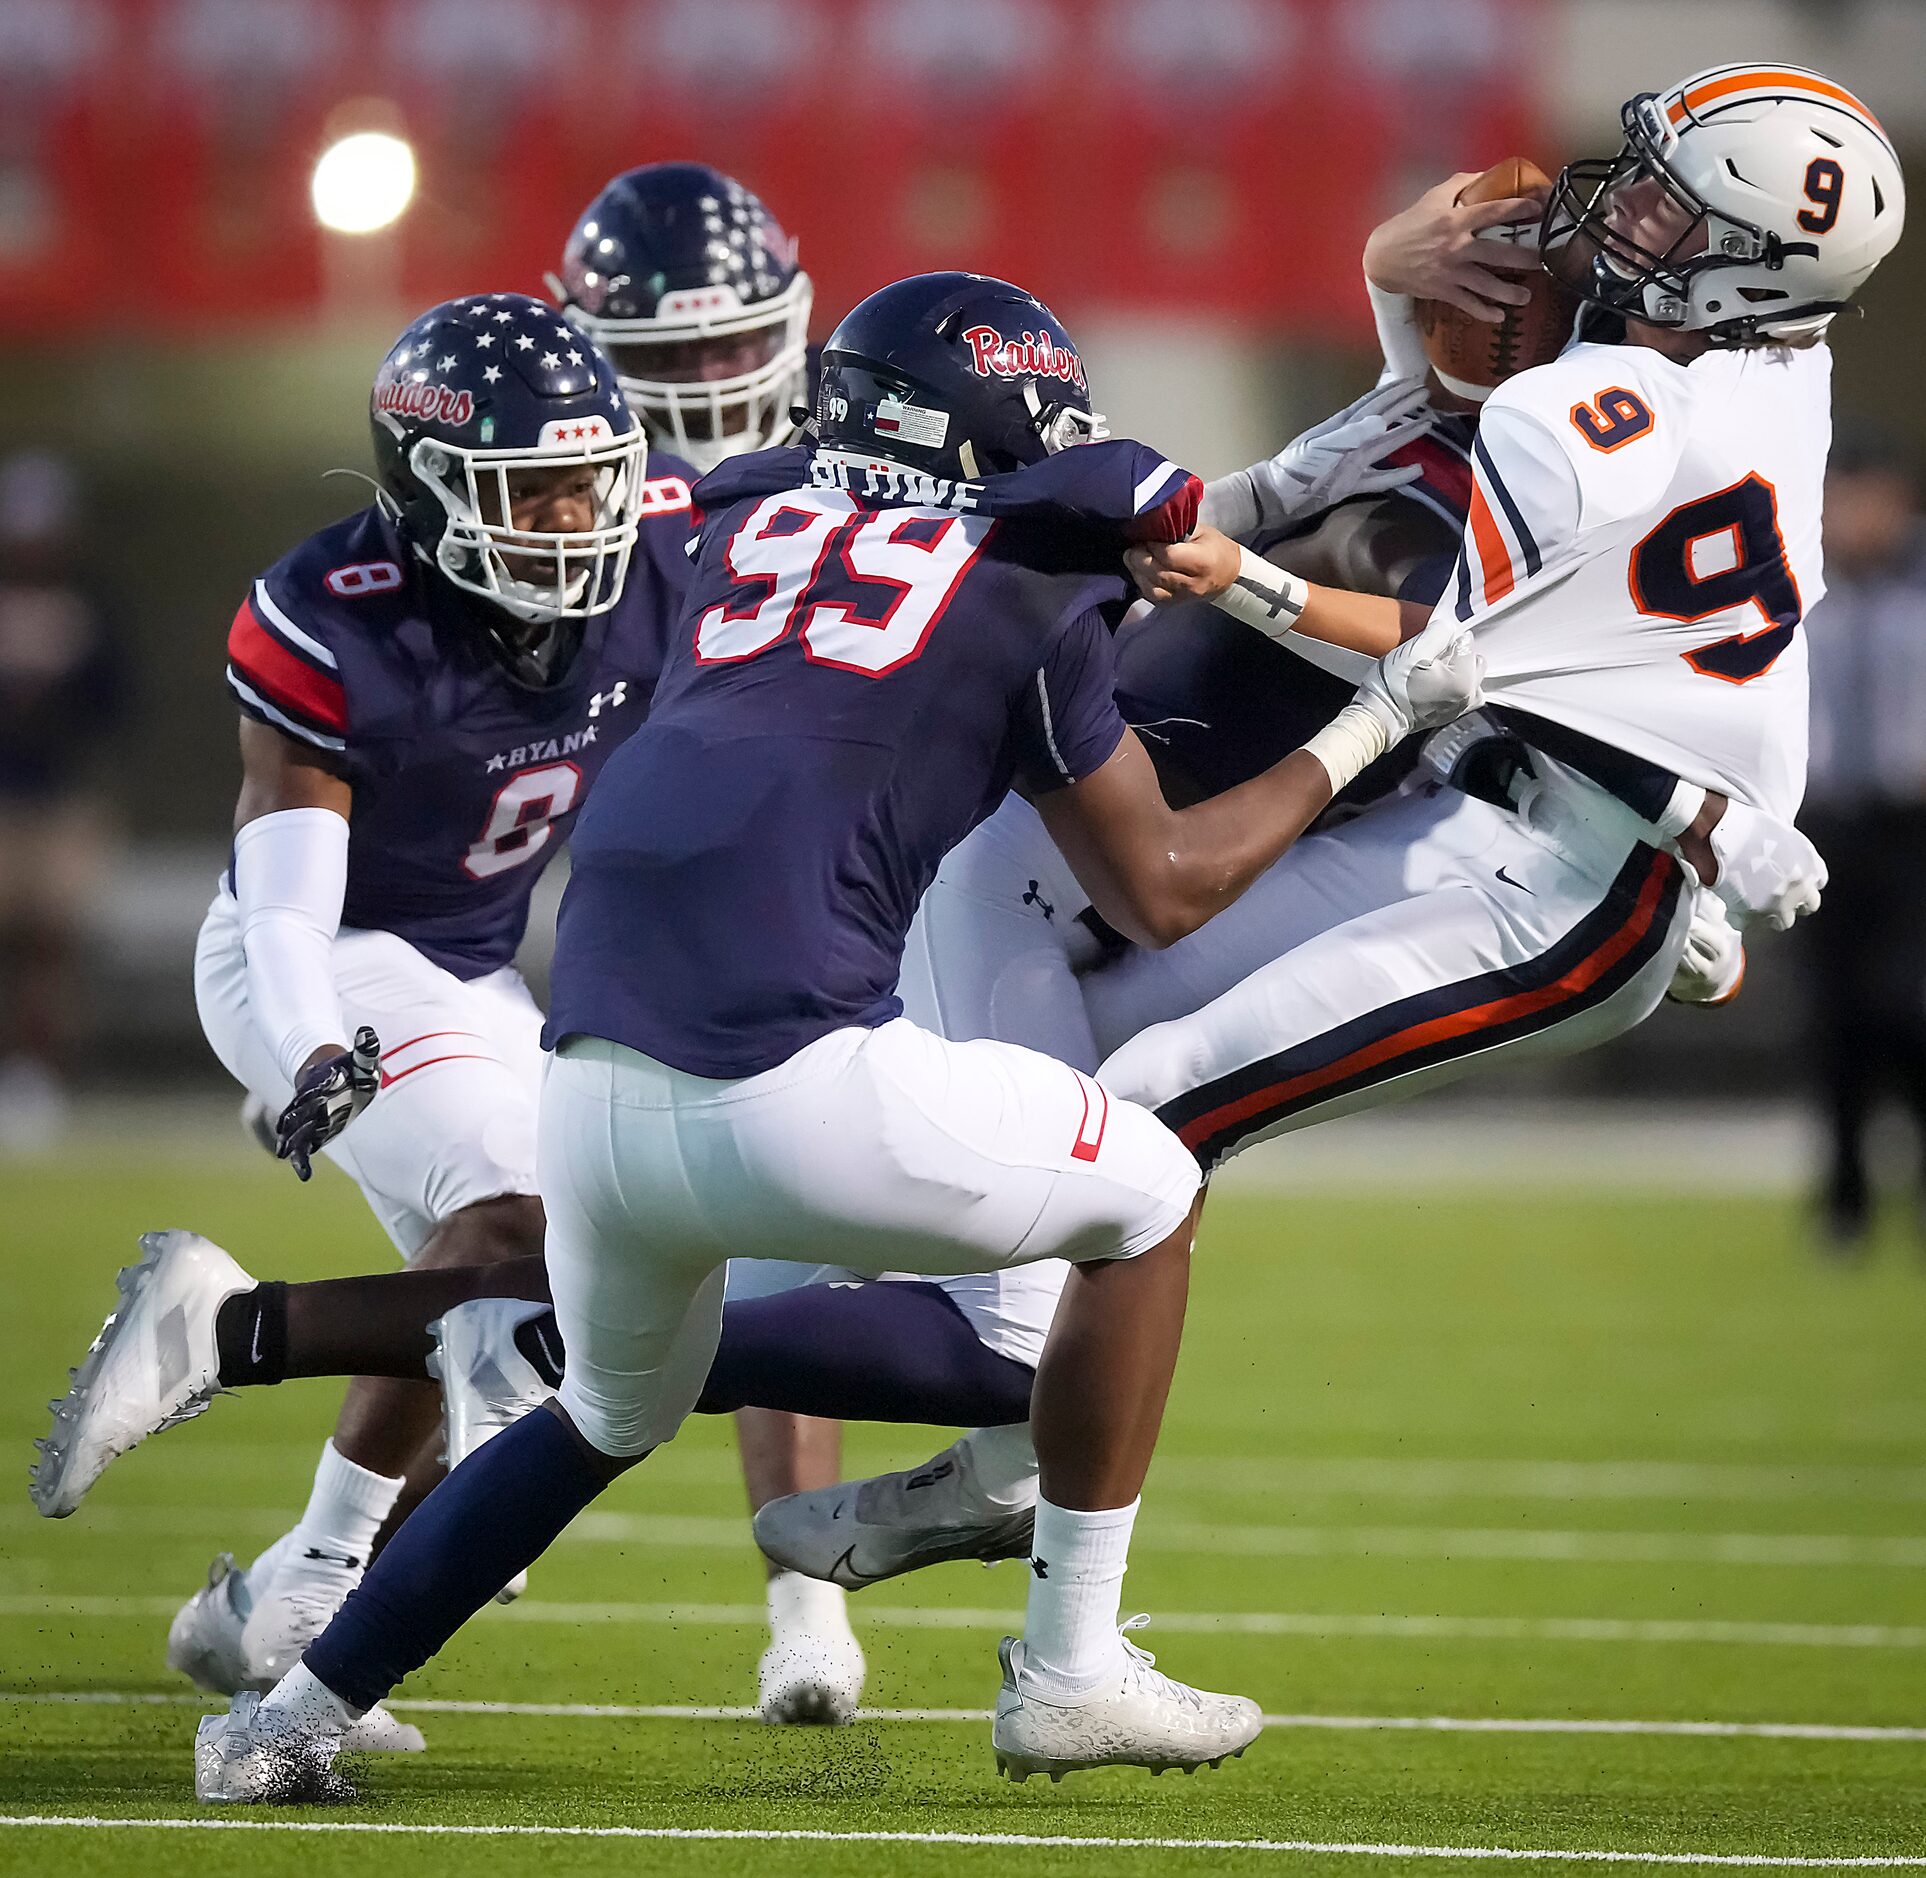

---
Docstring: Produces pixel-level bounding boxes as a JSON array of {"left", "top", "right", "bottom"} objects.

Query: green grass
[{"left": 3, "top": 1143, "right": 1926, "bottom": 1875}]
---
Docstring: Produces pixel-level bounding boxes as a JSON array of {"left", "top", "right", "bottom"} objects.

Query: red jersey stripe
[
  {"left": 1383, "top": 435, "right": 1474, "bottom": 516},
  {"left": 228, "top": 599, "right": 347, "bottom": 734}
]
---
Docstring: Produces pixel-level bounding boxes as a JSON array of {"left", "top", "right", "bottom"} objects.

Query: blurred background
[{"left": 3, "top": 0, "right": 1925, "bottom": 1253}]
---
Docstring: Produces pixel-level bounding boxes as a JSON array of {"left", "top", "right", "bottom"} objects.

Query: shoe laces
[{"left": 1117, "top": 1614, "right": 1206, "bottom": 1712}]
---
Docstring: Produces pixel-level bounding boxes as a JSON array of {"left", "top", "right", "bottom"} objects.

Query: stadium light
[{"left": 311, "top": 131, "right": 417, "bottom": 236}]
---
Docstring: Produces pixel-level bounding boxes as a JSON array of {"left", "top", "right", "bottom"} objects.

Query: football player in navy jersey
[
  {"left": 187, "top": 270, "right": 1482, "bottom": 1799},
  {"left": 553, "top": 159, "right": 880, "bottom": 1720},
  {"left": 31, "top": 293, "right": 699, "bottom": 1716}
]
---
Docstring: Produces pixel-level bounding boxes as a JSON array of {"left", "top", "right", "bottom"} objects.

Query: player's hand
[
  {"left": 1666, "top": 889, "right": 1746, "bottom": 1005},
  {"left": 1239, "top": 378, "right": 1433, "bottom": 532},
  {"left": 1355, "top": 629, "right": 1485, "bottom": 742},
  {"left": 275, "top": 1026, "right": 381, "bottom": 1181},
  {"left": 1703, "top": 800, "right": 1826, "bottom": 932},
  {"left": 1126, "top": 527, "right": 1242, "bottom": 605},
  {"left": 1364, "top": 171, "right": 1548, "bottom": 320}
]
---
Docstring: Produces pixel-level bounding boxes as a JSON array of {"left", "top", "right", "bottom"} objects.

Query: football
[{"left": 1415, "top": 156, "right": 1579, "bottom": 408}]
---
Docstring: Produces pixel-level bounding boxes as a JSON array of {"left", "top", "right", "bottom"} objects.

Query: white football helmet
[{"left": 1545, "top": 63, "right": 1905, "bottom": 343}]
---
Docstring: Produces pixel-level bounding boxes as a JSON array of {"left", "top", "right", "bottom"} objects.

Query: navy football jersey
[
  {"left": 224, "top": 457, "right": 698, "bottom": 979},
  {"left": 547, "top": 440, "right": 1202, "bottom": 1077}
]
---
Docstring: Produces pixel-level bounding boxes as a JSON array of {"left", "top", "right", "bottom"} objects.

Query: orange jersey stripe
[
  {"left": 1467, "top": 479, "right": 1516, "bottom": 605},
  {"left": 1669, "top": 68, "right": 1884, "bottom": 139},
  {"left": 1176, "top": 852, "right": 1680, "bottom": 1154}
]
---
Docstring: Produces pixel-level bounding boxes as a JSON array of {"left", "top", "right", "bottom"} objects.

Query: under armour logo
[
  {"left": 1029, "top": 1556, "right": 1049, "bottom": 1579},
  {"left": 302, "top": 1545, "right": 361, "bottom": 1571},
  {"left": 589, "top": 681, "right": 630, "bottom": 718},
  {"left": 1021, "top": 880, "right": 1055, "bottom": 920}
]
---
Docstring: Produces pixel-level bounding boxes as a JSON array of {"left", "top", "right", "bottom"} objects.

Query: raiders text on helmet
[
  {"left": 812, "top": 272, "right": 1109, "bottom": 485},
  {"left": 1544, "top": 63, "right": 1904, "bottom": 344},
  {"left": 554, "top": 162, "right": 811, "bottom": 474},
  {"left": 369, "top": 293, "right": 646, "bottom": 685}
]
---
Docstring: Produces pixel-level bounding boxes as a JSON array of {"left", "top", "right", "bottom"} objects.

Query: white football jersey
[{"left": 1442, "top": 336, "right": 1831, "bottom": 819}]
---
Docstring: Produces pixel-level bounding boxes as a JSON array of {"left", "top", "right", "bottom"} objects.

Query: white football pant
[
  {"left": 195, "top": 890, "right": 546, "bottom": 1260},
  {"left": 541, "top": 1019, "right": 1200, "bottom": 1457}
]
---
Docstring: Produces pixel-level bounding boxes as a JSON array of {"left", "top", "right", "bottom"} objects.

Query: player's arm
[
  {"left": 231, "top": 718, "right": 378, "bottom": 1178},
  {"left": 1037, "top": 636, "right": 1483, "bottom": 950},
  {"left": 1128, "top": 524, "right": 1426, "bottom": 668}
]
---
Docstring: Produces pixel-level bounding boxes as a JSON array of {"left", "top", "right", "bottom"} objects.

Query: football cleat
[
  {"left": 167, "top": 1550, "right": 261, "bottom": 1695},
  {"left": 31, "top": 1231, "right": 252, "bottom": 1518},
  {"left": 752, "top": 1436, "right": 1035, "bottom": 1590},
  {"left": 428, "top": 1298, "right": 556, "bottom": 1603},
  {"left": 991, "top": 1621, "right": 1263, "bottom": 1783},
  {"left": 757, "top": 1624, "right": 866, "bottom": 1726},
  {"left": 194, "top": 1690, "right": 350, "bottom": 1805}
]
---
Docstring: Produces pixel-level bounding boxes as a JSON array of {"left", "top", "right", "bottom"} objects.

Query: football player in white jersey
[{"left": 754, "top": 64, "right": 1903, "bottom": 1588}]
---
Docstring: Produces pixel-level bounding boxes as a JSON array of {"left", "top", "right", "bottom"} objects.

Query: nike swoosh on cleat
[
  {"left": 830, "top": 1543, "right": 887, "bottom": 1588},
  {"left": 1494, "top": 865, "right": 1536, "bottom": 895}
]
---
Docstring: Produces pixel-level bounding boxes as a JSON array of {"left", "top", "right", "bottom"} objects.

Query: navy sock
[
  {"left": 304, "top": 1406, "right": 609, "bottom": 1712},
  {"left": 697, "top": 1279, "right": 1035, "bottom": 1425}
]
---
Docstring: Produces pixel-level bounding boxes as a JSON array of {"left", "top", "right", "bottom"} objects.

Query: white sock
[
  {"left": 289, "top": 1440, "right": 402, "bottom": 1575},
  {"left": 767, "top": 1568, "right": 854, "bottom": 1641},
  {"left": 1021, "top": 1496, "right": 1138, "bottom": 1699},
  {"left": 257, "top": 1659, "right": 364, "bottom": 1729},
  {"left": 960, "top": 1424, "right": 1040, "bottom": 1512}
]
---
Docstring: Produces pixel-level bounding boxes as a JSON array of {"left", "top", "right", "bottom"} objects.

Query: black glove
[{"left": 275, "top": 1026, "right": 381, "bottom": 1181}]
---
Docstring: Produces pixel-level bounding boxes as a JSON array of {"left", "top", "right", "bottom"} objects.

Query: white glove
[
  {"left": 1201, "top": 377, "right": 1435, "bottom": 540},
  {"left": 1355, "top": 629, "right": 1486, "bottom": 743},
  {"left": 1705, "top": 799, "right": 1826, "bottom": 932},
  {"left": 1666, "top": 888, "right": 1746, "bottom": 1005}
]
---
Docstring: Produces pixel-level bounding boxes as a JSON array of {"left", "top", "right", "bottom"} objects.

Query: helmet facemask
[
  {"left": 404, "top": 423, "right": 646, "bottom": 632},
  {"left": 565, "top": 274, "right": 812, "bottom": 473},
  {"left": 1546, "top": 91, "right": 1839, "bottom": 343}
]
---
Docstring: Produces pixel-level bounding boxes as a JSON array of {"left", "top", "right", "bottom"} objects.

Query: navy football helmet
[
  {"left": 812, "top": 273, "right": 1108, "bottom": 484},
  {"left": 369, "top": 294, "right": 646, "bottom": 677},
  {"left": 552, "top": 162, "right": 811, "bottom": 473}
]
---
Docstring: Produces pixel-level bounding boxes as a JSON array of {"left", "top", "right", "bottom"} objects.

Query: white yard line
[
  {"left": 24, "top": 1453, "right": 1926, "bottom": 1511},
  {"left": 0, "top": 1814, "right": 1920, "bottom": 1865},
  {"left": 1145, "top": 1457, "right": 1926, "bottom": 1505},
  {"left": 6, "top": 1689, "right": 1926, "bottom": 1743},
  {"left": 6, "top": 1594, "right": 1926, "bottom": 1650},
  {"left": 15, "top": 1503, "right": 1926, "bottom": 1568}
]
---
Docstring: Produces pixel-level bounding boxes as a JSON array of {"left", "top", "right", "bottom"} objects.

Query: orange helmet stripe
[{"left": 1666, "top": 68, "right": 1885, "bottom": 141}]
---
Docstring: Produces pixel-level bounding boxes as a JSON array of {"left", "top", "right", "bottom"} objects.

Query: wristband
[
  {"left": 1212, "top": 546, "right": 1309, "bottom": 643},
  {"left": 1299, "top": 701, "right": 1391, "bottom": 795},
  {"left": 1653, "top": 778, "right": 1709, "bottom": 841}
]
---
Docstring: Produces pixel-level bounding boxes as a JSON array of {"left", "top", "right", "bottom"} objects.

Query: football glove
[
  {"left": 1355, "top": 628, "right": 1486, "bottom": 744},
  {"left": 1202, "top": 377, "right": 1434, "bottom": 539},
  {"left": 1706, "top": 801, "right": 1826, "bottom": 933},
  {"left": 1666, "top": 888, "right": 1746, "bottom": 1006},
  {"left": 275, "top": 1026, "right": 381, "bottom": 1182}
]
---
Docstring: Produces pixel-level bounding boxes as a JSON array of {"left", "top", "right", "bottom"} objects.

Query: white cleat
[
  {"left": 167, "top": 1551, "right": 259, "bottom": 1695},
  {"left": 194, "top": 1690, "right": 350, "bottom": 1805},
  {"left": 752, "top": 1436, "right": 1035, "bottom": 1590},
  {"left": 991, "top": 1621, "right": 1263, "bottom": 1783},
  {"left": 31, "top": 1231, "right": 252, "bottom": 1518},
  {"left": 429, "top": 1298, "right": 555, "bottom": 1604},
  {"left": 757, "top": 1626, "right": 867, "bottom": 1725}
]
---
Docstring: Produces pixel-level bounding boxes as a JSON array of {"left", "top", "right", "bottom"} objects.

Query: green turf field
[{"left": 3, "top": 1141, "right": 1925, "bottom": 1875}]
